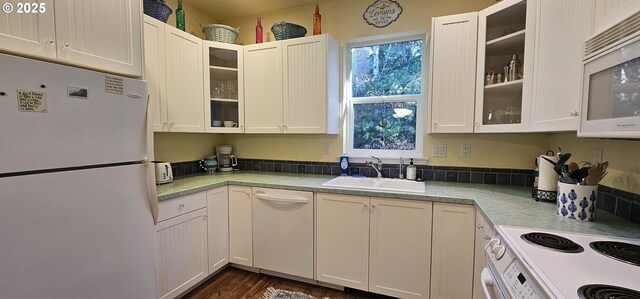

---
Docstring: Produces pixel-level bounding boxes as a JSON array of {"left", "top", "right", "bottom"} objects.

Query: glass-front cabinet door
[
  {"left": 203, "top": 41, "right": 244, "bottom": 133},
  {"left": 475, "top": 0, "right": 535, "bottom": 132}
]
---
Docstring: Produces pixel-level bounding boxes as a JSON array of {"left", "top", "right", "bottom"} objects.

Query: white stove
[{"left": 483, "top": 226, "right": 640, "bottom": 299}]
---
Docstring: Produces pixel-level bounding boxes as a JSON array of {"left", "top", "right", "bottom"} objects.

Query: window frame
[{"left": 344, "top": 31, "right": 427, "bottom": 159}]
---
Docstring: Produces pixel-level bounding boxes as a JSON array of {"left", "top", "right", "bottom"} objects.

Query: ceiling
[{"left": 186, "top": 0, "right": 326, "bottom": 21}]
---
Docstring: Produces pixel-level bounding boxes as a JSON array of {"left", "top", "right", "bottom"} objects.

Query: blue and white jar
[{"left": 556, "top": 182, "right": 598, "bottom": 222}]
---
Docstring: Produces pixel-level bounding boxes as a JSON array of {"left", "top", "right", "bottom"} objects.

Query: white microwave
[{"left": 580, "top": 13, "right": 640, "bottom": 138}]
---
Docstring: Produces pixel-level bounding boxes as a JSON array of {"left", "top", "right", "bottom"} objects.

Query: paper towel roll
[{"left": 538, "top": 155, "right": 558, "bottom": 191}]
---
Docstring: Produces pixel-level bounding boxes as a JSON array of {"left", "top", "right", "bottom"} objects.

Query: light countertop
[{"left": 157, "top": 171, "right": 640, "bottom": 239}]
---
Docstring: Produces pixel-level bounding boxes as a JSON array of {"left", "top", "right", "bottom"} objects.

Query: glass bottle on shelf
[
  {"left": 508, "top": 55, "right": 521, "bottom": 81},
  {"left": 313, "top": 4, "right": 321, "bottom": 35},
  {"left": 176, "top": 0, "right": 185, "bottom": 31},
  {"left": 256, "top": 17, "right": 263, "bottom": 43}
]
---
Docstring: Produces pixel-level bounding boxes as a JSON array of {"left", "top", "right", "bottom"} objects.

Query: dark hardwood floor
[{"left": 183, "top": 267, "right": 393, "bottom": 299}]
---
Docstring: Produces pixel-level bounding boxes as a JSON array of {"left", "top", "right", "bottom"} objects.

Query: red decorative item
[
  {"left": 313, "top": 4, "right": 321, "bottom": 35},
  {"left": 256, "top": 17, "right": 263, "bottom": 43}
]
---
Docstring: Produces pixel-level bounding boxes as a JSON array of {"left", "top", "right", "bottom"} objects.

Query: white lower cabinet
[
  {"left": 155, "top": 192, "right": 208, "bottom": 299},
  {"left": 431, "top": 202, "right": 476, "bottom": 299},
  {"left": 473, "top": 211, "right": 496, "bottom": 299},
  {"left": 228, "top": 185, "right": 253, "bottom": 266},
  {"left": 316, "top": 193, "right": 432, "bottom": 298},
  {"left": 207, "top": 187, "right": 229, "bottom": 275}
]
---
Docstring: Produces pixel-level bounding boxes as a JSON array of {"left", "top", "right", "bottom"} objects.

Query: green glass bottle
[{"left": 176, "top": 0, "right": 185, "bottom": 31}]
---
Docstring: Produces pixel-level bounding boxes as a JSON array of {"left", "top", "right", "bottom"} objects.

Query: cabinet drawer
[{"left": 158, "top": 192, "right": 207, "bottom": 222}]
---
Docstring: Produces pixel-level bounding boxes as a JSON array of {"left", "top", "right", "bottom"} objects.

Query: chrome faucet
[
  {"left": 399, "top": 157, "right": 404, "bottom": 179},
  {"left": 367, "top": 156, "right": 383, "bottom": 178}
]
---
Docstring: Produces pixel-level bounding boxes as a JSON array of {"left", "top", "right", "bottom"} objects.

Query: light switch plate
[
  {"left": 461, "top": 144, "right": 471, "bottom": 158},
  {"left": 432, "top": 144, "right": 447, "bottom": 157},
  {"left": 323, "top": 143, "right": 331, "bottom": 154},
  {"left": 594, "top": 148, "right": 603, "bottom": 163}
]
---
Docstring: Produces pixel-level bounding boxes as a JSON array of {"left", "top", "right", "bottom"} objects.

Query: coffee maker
[{"left": 216, "top": 145, "right": 237, "bottom": 172}]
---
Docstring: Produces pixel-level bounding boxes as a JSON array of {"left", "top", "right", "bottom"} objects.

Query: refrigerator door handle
[{"left": 144, "top": 161, "right": 159, "bottom": 224}]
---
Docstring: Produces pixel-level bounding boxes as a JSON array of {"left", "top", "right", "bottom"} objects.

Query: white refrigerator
[{"left": 0, "top": 53, "right": 158, "bottom": 298}]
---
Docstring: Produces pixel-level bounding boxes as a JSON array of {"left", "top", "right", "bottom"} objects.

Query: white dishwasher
[{"left": 252, "top": 187, "right": 314, "bottom": 279}]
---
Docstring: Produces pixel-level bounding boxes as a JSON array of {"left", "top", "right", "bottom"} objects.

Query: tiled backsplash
[
  {"left": 597, "top": 185, "right": 640, "bottom": 224},
  {"left": 171, "top": 158, "right": 640, "bottom": 225}
]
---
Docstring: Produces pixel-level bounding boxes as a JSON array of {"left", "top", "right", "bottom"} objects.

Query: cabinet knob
[
  {"left": 178, "top": 204, "right": 185, "bottom": 209},
  {"left": 46, "top": 40, "right": 54, "bottom": 46},
  {"left": 371, "top": 204, "right": 376, "bottom": 208},
  {"left": 363, "top": 203, "right": 368, "bottom": 208},
  {"left": 570, "top": 111, "right": 579, "bottom": 117},
  {"left": 477, "top": 224, "right": 484, "bottom": 230},
  {"left": 433, "top": 122, "right": 438, "bottom": 129}
]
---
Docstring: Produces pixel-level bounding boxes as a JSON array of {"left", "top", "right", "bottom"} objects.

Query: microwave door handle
[{"left": 481, "top": 268, "right": 498, "bottom": 299}]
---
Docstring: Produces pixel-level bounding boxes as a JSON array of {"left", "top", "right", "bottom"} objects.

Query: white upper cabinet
[
  {"left": 143, "top": 16, "right": 167, "bottom": 132},
  {"left": 0, "top": 0, "right": 142, "bottom": 76},
  {"left": 244, "top": 34, "right": 339, "bottom": 134},
  {"left": 282, "top": 35, "right": 339, "bottom": 134},
  {"left": 530, "top": 0, "right": 594, "bottom": 132},
  {"left": 0, "top": 0, "right": 56, "bottom": 59},
  {"left": 54, "top": 0, "right": 143, "bottom": 77},
  {"left": 244, "top": 43, "right": 283, "bottom": 133},
  {"left": 203, "top": 41, "right": 245, "bottom": 133},
  {"left": 429, "top": 12, "right": 478, "bottom": 133},
  {"left": 144, "top": 17, "right": 204, "bottom": 133},
  {"left": 164, "top": 25, "right": 204, "bottom": 132},
  {"left": 475, "top": 0, "right": 535, "bottom": 133}
]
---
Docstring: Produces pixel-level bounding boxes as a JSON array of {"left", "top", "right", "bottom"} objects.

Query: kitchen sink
[{"left": 322, "top": 176, "right": 426, "bottom": 193}]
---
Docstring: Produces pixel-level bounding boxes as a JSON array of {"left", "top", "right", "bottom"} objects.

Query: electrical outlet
[
  {"left": 461, "top": 144, "right": 471, "bottom": 158},
  {"left": 432, "top": 144, "right": 447, "bottom": 157},
  {"left": 594, "top": 148, "right": 603, "bottom": 163},
  {"left": 323, "top": 143, "right": 331, "bottom": 154}
]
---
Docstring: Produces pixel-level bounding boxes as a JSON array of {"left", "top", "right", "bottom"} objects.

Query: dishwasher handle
[{"left": 254, "top": 192, "right": 310, "bottom": 204}]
